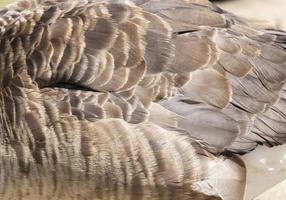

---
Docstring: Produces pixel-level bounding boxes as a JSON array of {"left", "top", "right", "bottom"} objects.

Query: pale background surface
[
  {"left": 254, "top": 179, "right": 286, "bottom": 200},
  {"left": 216, "top": 0, "right": 286, "bottom": 30},
  {"left": 242, "top": 145, "right": 286, "bottom": 200},
  {"left": 0, "top": 0, "right": 14, "bottom": 6}
]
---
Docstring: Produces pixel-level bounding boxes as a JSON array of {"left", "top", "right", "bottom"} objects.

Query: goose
[{"left": 0, "top": 0, "right": 286, "bottom": 199}]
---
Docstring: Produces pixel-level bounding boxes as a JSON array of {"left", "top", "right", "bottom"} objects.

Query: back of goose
[{"left": 0, "top": 0, "right": 286, "bottom": 199}]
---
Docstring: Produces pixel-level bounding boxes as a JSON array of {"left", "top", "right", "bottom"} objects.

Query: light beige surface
[
  {"left": 216, "top": 0, "right": 286, "bottom": 30},
  {"left": 254, "top": 179, "right": 286, "bottom": 200},
  {"left": 242, "top": 145, "right": 286, "bottom": 200},
  {"left": 0, "top": 0, "right": 14, "bottom": 6}
]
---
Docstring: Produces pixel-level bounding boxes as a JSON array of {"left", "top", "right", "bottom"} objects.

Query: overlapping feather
[{"left": 0, "top": 0, "right": 286, "bottom": 199}]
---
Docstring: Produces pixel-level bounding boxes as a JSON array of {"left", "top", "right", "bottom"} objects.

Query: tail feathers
[
  {"left": 236, "top": 88, "right": 286, "bottom": 148},
  {"left": 158, "top": 97, "right": 240, "bottom": 153},
  {"left": 158, "top": 91, "right": 286, "bottom": 154},
  {"left": 228, "top": 87, "right": 286, "bottom": 152}
]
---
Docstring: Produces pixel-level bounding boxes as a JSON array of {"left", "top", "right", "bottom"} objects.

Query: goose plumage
[{"left": 0, "top": 0, "right": 285, "bottom": 199}]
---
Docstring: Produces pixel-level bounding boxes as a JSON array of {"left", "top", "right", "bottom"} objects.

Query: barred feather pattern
[{"left": 0, "top": 0, "right": 285, "bottom": 199}]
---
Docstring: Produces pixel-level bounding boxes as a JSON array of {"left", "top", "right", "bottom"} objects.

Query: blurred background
[
  {"left": 0, "top": 0, "right": 13, "bottom": 6},
  {"left": 215, "top": 0, "right": 286, "bottom": 30}
]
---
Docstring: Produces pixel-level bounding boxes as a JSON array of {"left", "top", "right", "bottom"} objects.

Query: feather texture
[{"left": 0, "top": 0, "right": 286, "bottom": 199}]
